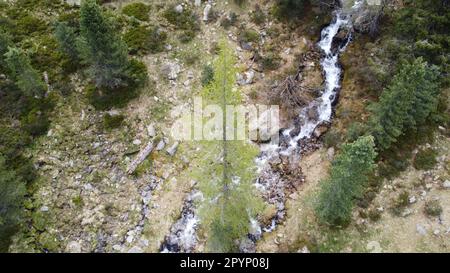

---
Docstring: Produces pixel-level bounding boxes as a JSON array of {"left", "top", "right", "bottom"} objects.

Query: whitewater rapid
[{"left": 161, "top": 6, "right": 355, "bottom": 253}]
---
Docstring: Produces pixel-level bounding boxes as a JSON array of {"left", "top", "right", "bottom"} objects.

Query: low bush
[
  {"left": 124, "top": 26, "right": 167, "bottom": 54},
  {"left": 122, "top": 2, "right": 151, "bottom": 21},
  {"left": 424, "top": 200, "right": 442, "bottom": 217},
  {"left": 103, "top": 113, "right": 125, "bottom": 130},
  {"left": 413, "top": 148, "right": 437, "bottom": 170}
]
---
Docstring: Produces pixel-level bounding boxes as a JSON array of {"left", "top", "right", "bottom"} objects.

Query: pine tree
[
  {"left": 4, "top": 47, "right": 46, "bottom": 98},
  {"left": 0, "top": 155, "right": 26, "bottom": 252},
  {"left": 78, "top": 0, "right": 129, "bottom": 89},
  {"left": 54, "top": 21, "right": 79, "bottom": 63},
  {"left": 192, "top": 41, "right": 263, "bottom": 252},
  {"left": 369, "top": 58, "right": 440, "bottom": 150},
  {"left": 315, "top": 136, "right": 377, "bottom": 226}
]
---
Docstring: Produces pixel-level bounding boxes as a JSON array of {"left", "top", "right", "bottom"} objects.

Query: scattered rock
[
  {"left": 409, "top": 196, "right": 416, "bottom": 204},
  {"left": 194, "top": 0, "right": 202, "bottom": 7},
  {"left": 40, "top": 206, "right": 49, "bottom": 212},
  {"left": 161, "top": 62, "right": 181, "bottom": 80}
]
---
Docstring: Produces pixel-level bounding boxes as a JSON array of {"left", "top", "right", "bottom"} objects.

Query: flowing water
[
  {"left": 253, "top": 8, "right": 354, "bottom": 236},
  {"left": 161, "top": 4, "right": 356, "bottom": 253}
]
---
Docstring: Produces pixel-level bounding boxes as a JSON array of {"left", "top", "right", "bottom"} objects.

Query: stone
[
  {"left": 416, "top": 224, "right": 427, "bottom": 236},
  {"left": 147, "top": 124, "right": 156, "bottom": 137},
  {"left": 443, "top": 180, "right": 450, "bottom": 189},
  {"left": 307, "top": 107, "right": 319, "bottom": 121},
  {"left": 327, "top": 147, "right": 335, "bottom": 160},
  {"left": 194, "top": 0, "right": 201, "bottom": 7},
  {"left": 166, "top": 142, "right": 179, "bottom": 156},
  {"left": 127, "top": 246, "right": 143, "bottom": 253},
  {"left": 174, "top": 5, "right": 183, "bottom": 13},
  {"left": 66, "top": 241, "right": 82, "bottom": 253},
  {"left": 313, "top": 124, "right": 328, "bottom": 138},
  {"left": 155, "top": 139, "right": 166, "bottom": 151},
  {"left": 40, "top": 206, "right": 49, "bottom": 212},
  {"left": 133, "top": 139, "right": 142, "bottom": 146},
  {"left": 203, "top": 4, "right": 211, "bottom": 21},
  {"left": 409, "top": 196, "right": 416, "bottom": 204},
  {"left": 161, "top": 62, "right": 181, "bottom": 80}
]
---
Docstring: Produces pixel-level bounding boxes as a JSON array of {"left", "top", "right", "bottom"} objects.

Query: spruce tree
[
  {"left": 192, "top": 41, "right": 263, "bottom": 252},
  {"left": 78, "top": 0, "right": 129, "bottom": 89},
  {"left": 4, "top": 47, "right": 46, "bottom": 98},
  {"left": 369, "top": 58, "right": 440, "bottom": 150},
  {"left": 54, "top": 21, "right": 79, "bottom": 63},
  {"left": 315, "top": 136, "right": 377, "bottom": 226}
]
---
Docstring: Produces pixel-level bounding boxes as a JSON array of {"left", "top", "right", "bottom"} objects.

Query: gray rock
[
  {"left": 127, "top": 246, "right": 143, "bottom": 253},
  {"left": 166, "top": 142, "right": 179, "bottom": 156},
  {"left": 203, "top": 4, "right": 212, "bottom": 21},
  {"left": 161, "top": 62, "right": 181, "bottom": 80},
  {"left": 416, "top": 224, "right": 427, "bottom": 236},
  {"left": 443, "top": 180, "right": 450, "bottom": 189},
  {"left": 327, "top": 147, "right": 335, "bottom": 160},
  {"left": 147, "top": 124, "right": 156, "bottom": 137},
  {"left": 174, "top": 5, "right": 183, "bottom": 13},
  {"left": 66, "top": 241, "right": 82, "bottom": 253},
  {"left": 156, "top": 139, "right": 166, "bottom": 151},
  {"left": 40, "top": 206, "right": 49, "bottom": 212},
  {"left": 194, "top": 0, "right": 201, "bottom": 7}
]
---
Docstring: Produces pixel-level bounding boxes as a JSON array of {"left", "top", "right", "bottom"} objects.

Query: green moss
[
  {"left": 72, "top": 195, "right": 84, "bottom": 208},
  {"left": 261, "top": 53, "right": 282, "bottom": 71},
  {"left": 201, "top": 65, "right": 214, "bottom": 87},
  {"left": 122, "top": 2, "right": 151, "bottom": 21}
]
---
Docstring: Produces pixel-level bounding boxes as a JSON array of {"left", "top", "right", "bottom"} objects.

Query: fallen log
[{"left": 127, "top": 140, "right": 154, "bottom": 175}]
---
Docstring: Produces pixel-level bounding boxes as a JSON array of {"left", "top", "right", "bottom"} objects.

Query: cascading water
[
  {"left": 161, "top": 2, "right": 357, "bottom": 253},
  {"left": 252, "top": 7, "right": 354, "bottom": 239}
]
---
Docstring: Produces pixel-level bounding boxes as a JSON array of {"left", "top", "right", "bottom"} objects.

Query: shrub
[
  {"left": 413, "top": 148, "right": 437, "bottom": 170},
  {"left": 250, "top": 5, "right": 266, "bottom": 25},
  {"left": 21, "top": 109, "right": 50, "bottom": 137},
  {"left": 201, "top": 65, "right": 214, "bottom": 86},
  {"left": 273, "top": 0, "right": 308, "bottom": 21},
  {"left": 124, "top": 25, "right": 167, "bottom": 54},
  {"left": 220, "top": 12, "right": 238, "bottom": 29},
  {"left": 261, "top": 53, "right": 282, "bottom": 71},
  {"left": 323, "top": 128, "right": 343, "bottom": 148},
  {"left": 424, "top": 200, "right": 442, "bottom": 217},
  {"left": 163, "top": 5, "right": 200, "bottom": 31},
  {"left": 122, "top": 2, "right": 151, "bottom": 21},
  {"left": 346, "top": 122, "right": 367, "bottom": 142},
  {"left": 239, "top": 29, "right": 259, "bottom": 43},
  {"left": 103, "top": 113, "right": 125, "bottom": 130}
]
